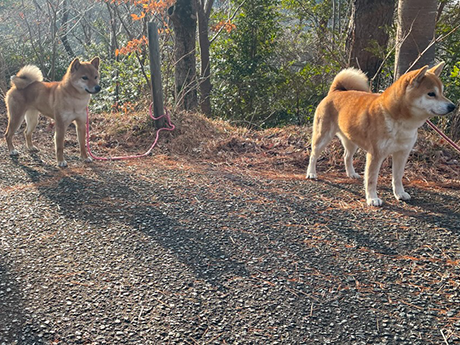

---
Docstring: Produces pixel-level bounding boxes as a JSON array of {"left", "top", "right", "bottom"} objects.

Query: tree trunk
[
  {"left": 394, "top": 0, "right": 438, "bottom": 80},
  {"left": 346, "top": 0, "right": 395, "bottom": 82},
  {"left": 0, "top": 52, "right": 6, "bottom": 93},
  {"left": 450, "top": 110, "right": 460, "bottom": 141},
  {"left": 60, "top": 0, "right": 75, "bottom": 58},
  {"left": 196, "top": 0, "right": 214, "bottom": 117},
  {"left": 148, "top": 20, "right": 166, "bottom": 129},
  {"left": 168, "top": 0, "right": 198, "bottom": 111}
]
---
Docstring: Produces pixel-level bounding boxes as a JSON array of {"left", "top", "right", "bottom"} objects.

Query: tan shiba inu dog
[
  {"left": 306, "top": 62, "right": 456, "bottom": 206},
  {"left": 4, "top": 57, "right": 101, "bottom": 167}
]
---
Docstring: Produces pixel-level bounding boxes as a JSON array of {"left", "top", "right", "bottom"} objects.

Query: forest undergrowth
[{"left": 84, "top": 108, "right": 460, "bottom": 190}]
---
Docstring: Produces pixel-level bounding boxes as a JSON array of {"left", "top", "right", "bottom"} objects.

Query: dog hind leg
[
  {"left": 24, "top": 110, "right": 40, "bottom": 152},
  {"left": 5, "top": 100, "right": 26, "bottom": 156},
  {"left": 307, "top": 119, "right": 337, "bottom": 179},
  {"left": 337, "top": 133, "right": 360, "bottom": 178}
]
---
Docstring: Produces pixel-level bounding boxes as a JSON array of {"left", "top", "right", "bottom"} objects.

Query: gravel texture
[{"left": 1, "top": 128, "right": 460, "bottom": 344}]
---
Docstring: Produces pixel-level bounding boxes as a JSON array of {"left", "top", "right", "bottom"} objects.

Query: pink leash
[
  {"left": 86, "top": 103, "right": 175, "bottom": 161},
  {"left": 426, "top": 119, "right": 460, "bottom": 154}
]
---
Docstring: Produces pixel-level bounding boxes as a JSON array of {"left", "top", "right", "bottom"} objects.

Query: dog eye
[
  {"left": 82, "top": 76, "right": 88, "bottom": 80},
  {"left": 427, "top": 92, "right": 436, "bottom": 97}
]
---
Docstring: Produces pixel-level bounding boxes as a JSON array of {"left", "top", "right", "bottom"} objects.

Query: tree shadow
[
  {"left": 0, "top": 263, "right": 44, "bottom": 344},
  {"left": 13, "top": 160, "right": 249, "bottom": 289}
]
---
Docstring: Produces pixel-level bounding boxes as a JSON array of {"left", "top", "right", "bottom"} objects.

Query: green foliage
[
  {"left": 211, "top": 0, "right": 347, "bottom": 127},
  {"left": 436, "top": 4, "right": 460, "bottom": 99},
  {"left": 435, "top": 3, "right": 460, "bottom": 134},
  {"left": 90, "top": 49, "right": 152, "bottom": 113},
  {"left": 275, "top": 62, "right": 338, "bottom": 126},
  {"left": 211, "top": 0, "right": 282, "bottom": 127},
  {"left": 2, "top": 0, "right": 460, "bottom": 131}
]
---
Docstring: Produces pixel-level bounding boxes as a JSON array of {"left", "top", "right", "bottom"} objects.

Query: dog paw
[
  {"left": 347, "top": 172, "right": 361, "bottom": 179},
  {"left": 395, "top": 192, "right": 411, "bottom": 201},
  {"left": 367, "top": 197, "right": 383, "bottom": 207},
  {"left": 28, "top": 146, "right": 39, "bottom": 153},
  {"left": 82, "top": 157, "right": 93, "bottom": 163},
  {"left": 306, "top": 172, "right": 317, "bottom": 179},
  {"left": 9, "top": 149, "right": 19, "bottom": 156},
  {"left": 58, "top": 160, "right": 68, "bottom": 168}
]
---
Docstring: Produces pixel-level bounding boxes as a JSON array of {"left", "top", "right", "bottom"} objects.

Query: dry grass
[
  {"left": 0, "top": 95, "right": 457, "bottom": 188},
  {"left": 85, "top": 108, "right": 460, "bottom": 188}
]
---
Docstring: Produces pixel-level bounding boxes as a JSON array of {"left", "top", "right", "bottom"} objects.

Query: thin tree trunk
[
  {"left": 196, "top": 0, "right": 214, "bottom": 117},
  {"left": 450, "top": 110, "right": 460, "bottom": 141},
  {"left": 106, "top": 2, "right": 120, "bottom": 107},
  {"left": 60, "top": 0, "right": 74, "bottom": 58},
  {"left": 46, "top": 0, "right": 58, "bottom": 81},
  {"left": 168, "top": 0, "right": 198, "bottom": 111},
  {"left": 394, "top": 0, "right": 438, "bottom": 80}
]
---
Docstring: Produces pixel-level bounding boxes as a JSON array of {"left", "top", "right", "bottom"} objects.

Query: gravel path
[{"left": 1, "top": 135, "right": 460, "bottom": 344}]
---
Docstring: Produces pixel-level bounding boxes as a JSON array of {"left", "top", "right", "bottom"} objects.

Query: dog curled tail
[
  {"left": 10, "top": 65, "right": 43, "bottom": 90},
  {"left": 328, "top": 68, "right": 370, "bottom": 95}
]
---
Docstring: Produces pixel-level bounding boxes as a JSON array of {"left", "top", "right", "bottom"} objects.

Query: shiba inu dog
[
  {"left": 306, "top": 62, "right": 456, "bottom": 206},
  {"left": 4, "top": 57, "right": 101, "bottom": 167}
]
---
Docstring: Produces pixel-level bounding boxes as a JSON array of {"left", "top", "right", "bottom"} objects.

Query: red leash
[
  {"left": 426, "top": 119, "right": 460, "bottom": 154},
  {"left": 86, "top": 103, "right": 175, "bottom": 161}
]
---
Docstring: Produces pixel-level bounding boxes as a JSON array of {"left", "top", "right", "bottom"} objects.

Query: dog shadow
[
  {"left": 390, "top": 187, "right": 460, "bottom": 232},
  {"left": 219, "top": 172, "right": 399, "bottom": 256}
]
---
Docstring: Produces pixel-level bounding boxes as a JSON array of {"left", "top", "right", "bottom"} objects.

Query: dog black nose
[
  {"left": 95, "top": 85, "right": 101, "bottom": 93},
  {"left": 448, "top": 103, "right": 456, "bottom": 113}
]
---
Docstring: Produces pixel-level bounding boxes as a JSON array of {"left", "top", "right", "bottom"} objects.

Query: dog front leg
[
  {"left": 75, "top": 118, "right": 92, "bottom": 163},
  {"left": 54, "top": 119, "right": 67, "bottom": 167},
  {"left": 392, "top": 150, "right": 411, "bottom": 201},
  {"left": 364, "top": 153, "right": 384, "bottom": 206}
]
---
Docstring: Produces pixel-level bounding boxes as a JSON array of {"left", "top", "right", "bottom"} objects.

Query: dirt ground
[{"left": 1, "top": 111, "right": 460, "bottom": 344}]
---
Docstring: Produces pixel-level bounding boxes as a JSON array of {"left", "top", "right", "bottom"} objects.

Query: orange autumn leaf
[
  {"left": 131, "top": 12, "right": 146, "bottom": 20},
  {"left": 116, "top": 36, "right": 148, "bottom": 56},
  {"left": 102, "top": 0, "right": 175, "bottom": 13},
  {"left": 211, "top": 20, "right": 236, "bottom": 33}
]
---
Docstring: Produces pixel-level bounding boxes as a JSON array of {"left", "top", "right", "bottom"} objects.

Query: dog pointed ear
[
  {"left": 70, "top": 58, "right": 81, "bottom": 72},
  {"left": 428, "top": 61, "right": 445, "bottom": 76},
  {"left": 409, "top": 65, "right": 429, "bottom": 87},
  {"left": 90, "top": 57, "right": 100, "bottom": 70}
]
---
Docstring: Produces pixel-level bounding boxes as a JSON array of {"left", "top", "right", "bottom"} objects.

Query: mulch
[{"left": 1, "top": 112, "right": 460, "bottom": 344}]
